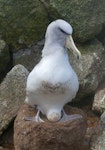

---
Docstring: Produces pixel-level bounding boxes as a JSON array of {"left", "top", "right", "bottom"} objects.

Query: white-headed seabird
[{"left": 25, "top": 19, "right": 81, "bottom": 122}]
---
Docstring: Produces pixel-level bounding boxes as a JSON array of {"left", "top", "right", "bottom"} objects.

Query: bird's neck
[
  {"left": 42, "top": 37, "right": 66, "bottom": 57},
  {"left": 45, "top": 32, "right": 66, "bottom": 46},
  {"left": 42, "top": 44, "right": 66, "bottom": 58}
]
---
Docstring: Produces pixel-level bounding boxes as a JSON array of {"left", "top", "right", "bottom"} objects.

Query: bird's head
[{"left": 44, "top": 19, "right": 81, "bottom": 59}]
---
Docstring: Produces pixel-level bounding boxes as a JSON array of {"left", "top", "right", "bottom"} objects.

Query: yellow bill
[{"left": 65, "top": 35, "right": 81, "bottom": 59}]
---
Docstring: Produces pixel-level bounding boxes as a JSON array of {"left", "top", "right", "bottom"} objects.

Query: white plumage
[{"left": 25, "top": 19, "right": 81, "bottom": 122}]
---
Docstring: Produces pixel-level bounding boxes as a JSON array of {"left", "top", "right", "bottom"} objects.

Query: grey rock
[
  {"left": 90, "top": 114, "right": 105, "bottom": 150},
  {"left": 90, "top": 129, "right": 105, "bottom": 150},
  {"left": 92, "top": 83, "right": 105, "bottom": 114},
  {"left": 86, "top": 85, "right": 105, "bottom": 150},
  {"left": 50, "top": 0, "right": 105, "bottom": 42},
  {"left": 0, "top": 0, "right": 50, "bottom": 49},
  {"left": 70, "top": 39, "right": 105, "bottom": 100},
  {"left": 101, "top": 111, "right": 105, "bottom": 125},
  {"left": 0, "top": 65, "right": 29, "bottom": 136}
]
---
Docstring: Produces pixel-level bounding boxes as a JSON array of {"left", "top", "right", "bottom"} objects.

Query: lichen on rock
[
  {"left": 50, "top": 0, "right": 105, "bottom": 42},
  {"left": 0, "top": 0, "right": 50, "bottom": 49}
]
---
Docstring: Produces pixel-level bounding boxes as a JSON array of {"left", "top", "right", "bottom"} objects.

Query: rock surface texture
[
  {"left": 92, "top": 82, "right": 105, "bottom": 114},
  {"left": 50, "top": 0, "right": 105, "bottom": 42},
  {"left": 90, "top": 113, "right": 105, "bottom": 150},
  {"left": 14, "top": 104, "right": 87, "bottom": 150},
  {"left": 0, "top": 65, "right": 29, "bottom": 136},
  {"left": 0, "top": 0, "right": 50, "bottom": 49},
  {"left": 70, "top": 39, "right": 105, "bottom": 100}
]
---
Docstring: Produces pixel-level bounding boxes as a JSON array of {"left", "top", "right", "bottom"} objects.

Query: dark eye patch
[{"left": 59, "top": 28, "right": 67, "bottom": 34}]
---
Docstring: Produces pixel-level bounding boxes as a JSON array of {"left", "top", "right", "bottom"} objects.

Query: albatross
[{"left": 25, "top": 19, "right": 81, "bottom": 122}]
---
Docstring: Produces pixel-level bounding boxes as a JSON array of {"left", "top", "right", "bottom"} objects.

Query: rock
[
  {"left": 13, "top": 40, "right": 44, "bottom": 71},
  {"left": 0, "top": 65, "right": 29, "bottom": 136},
  {"left": 70, "top": 39, "right": 105, "bottom": 100},
  {"left": 14, "top": 104, "right": 87, "bottom": 150},
  {"left": 50, "top": 0, "right": 105, "bottom": 42},
  {"left": 92, "top": 82, "right": 105, "bottom": 114},
  {"left": 89, "top": 126, "right": 104, "bottom": 150},
  {"left": 101, "top": 111, "right": 105, "bottom": 125},
  {"left": 0, "top": 40, "right": 10, "bottom": 75},
  {"left": 0, "top": 0, "right": 51, "bottom": 49},
  {"left": 0, "top": 146, "right": 3, "bottom": 150},
  {"left": 90, "top": 114, "right": 105, "bottom": 150},
  {"left": 82, "top": 103, "right": 102, "bottom": 150}
]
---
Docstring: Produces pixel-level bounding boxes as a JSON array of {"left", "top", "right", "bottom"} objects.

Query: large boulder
[
  {"left": 50, "top": 0, "right": 105, "bottom": 42},
  {"left": 14, "top": 104, "right": 87, "bottom": 150},
  {"left": 69, "top": 39, "right": 105, "bottom": 100},
  {"left": 0, "top": 65, "right": 29, "bottom": 136},
  {"left": 0, "top": 40, "right": 10, "bottom": 76},
  {"left": 0, "top": 0, "right": 50, "bottom": 49}
]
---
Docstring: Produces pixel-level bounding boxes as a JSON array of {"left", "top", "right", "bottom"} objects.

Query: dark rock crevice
[{"left": 96, "top": 24, "right": 105, "bottom": 46}]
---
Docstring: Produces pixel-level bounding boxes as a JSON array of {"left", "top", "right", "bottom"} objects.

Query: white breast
[{"left": 26, "top": 49, "right": 79, "bottom": 116}]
